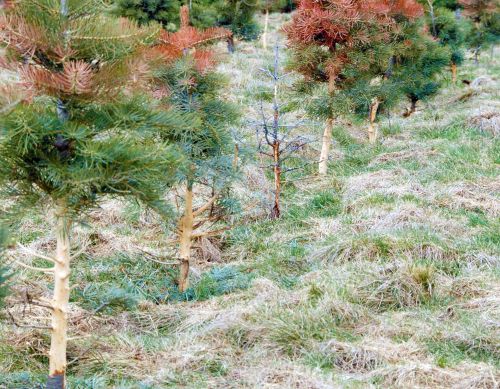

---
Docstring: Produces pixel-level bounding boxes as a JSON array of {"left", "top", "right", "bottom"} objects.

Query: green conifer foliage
[
  {"left": 285, "top": 0, "right": 425, "bottom": 167},
  {"left": 152, "top": 54, "right": 239, "bottom": 292},
  {"left": 460, "top": 0, "right": 500, "bottom": 61},
  {"left": 0, "top": 0, "right": 184, "bottom": 386},
  {"left": 112, "top": 0, "right": 180, "bottom": 30},
  {"left": 114, "top": 0, "right": 260, "bottom": 40},
  {"left": 419, "top": 0, "right": 471, "bottom": 82},
  {"left": 392, "top": 21, "right": 452, "bottom": 116}
]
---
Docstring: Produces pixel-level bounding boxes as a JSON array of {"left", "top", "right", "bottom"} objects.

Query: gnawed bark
[
  {"left": 178, "top": 183, "right": 193, "bottom": 293},
  {"left": 271, "top": 141, "right": 281, "bottom": 219},
  {"left": 227, "top": 36, "right": 235, "bottom": 54},
  {"left": 403, "top": 97, "right": 418, "bottom": 118},
  {"left": 47, "top": 204, "right": 71, "bottom": 389},
  {"left": 368, "top": 98, "right": 380, "bottom": 144},
  {"left": 319, "top": 118, "right": 333, "bottom": 175},
  {"left": 262, "top": 9, "right": 269, "bottom": 49}
]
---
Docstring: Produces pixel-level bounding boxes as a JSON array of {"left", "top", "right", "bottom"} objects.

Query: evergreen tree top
[
  {"left": 0, "top": 1, "right": 185, "bottom": 219},
  {"left": 0, "top": 0, "right": 160, "bottom": 102},
  {"left": 284, "top": 0, "right": 424, "bottom": 89}
]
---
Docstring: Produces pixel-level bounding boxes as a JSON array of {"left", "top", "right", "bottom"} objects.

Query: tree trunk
[
  {"left": 271, "top": 141, "right": 281, "bottom": 219},
  {"left": 227, "top": 36, "right": 235, "bottom": 54},
  {"left": 262, "top": 9, "right": 269, "bottom": 49},
  {"left": 233, "top": 143, "right": 239, "bottom": 169},
  {"left": 368, "top": 98, "right": 380, "bottom": 144},
  {"left": 403, "top": 98, "right": 418, "bottom": 118},
  {"left": 451, "top": 62, "right": 457, "bottom": 83},
  {"left": 47, "top": 204, "right": 71, "bottom": 389},
  {"left": 319, "top": 118, "right": 333, "bottom": 175},
  {"left": 178, "top": 183, "right": 193, "bottom": 293}
]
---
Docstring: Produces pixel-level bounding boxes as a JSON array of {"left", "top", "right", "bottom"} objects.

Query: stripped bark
[
  {"left": 403, "top": 97, "right": 418, "bottom": 117},
  {"left": 47, "top": 203, "right": 71, "bottom": 389},
  {"left": 319, "top": 118, "right": 333, "bottom": 175},
  {"left": 368, "top": 98, "right": 380, "bottom": 144},
  {"left": 178, "top": 183, "right": 193, "bottom": 292},
  {"left": 262, "top": 9, "right": 269, "bottom": 49},
  {"left": 271, "top": 140, "right": 281, "bottom": 219},
  {"left": 451, "top": 62, "right": 458, "bottom": 83}
]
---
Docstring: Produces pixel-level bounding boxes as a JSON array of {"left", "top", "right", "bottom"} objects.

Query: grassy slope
[{"left": 1, "top": 13, "right": 499, "bottom": 389}]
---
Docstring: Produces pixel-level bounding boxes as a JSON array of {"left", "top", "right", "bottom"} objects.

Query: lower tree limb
[
  {"left": 178, "top": 184, "right": 193, "bottom": 293},
  {"left": 47, "top": 204, "right": 71, "bottom": 389},
  {"left": 368, "top": 98, "right": 380, "bottom": 144},
  {"left": 319, "top": 118, "right": 333, "bottom": 175}
]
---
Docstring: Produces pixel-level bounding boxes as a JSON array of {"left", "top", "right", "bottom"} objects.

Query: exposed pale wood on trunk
[
  {"left": 368, "top": 98, "right": 380, "bottom": 144},
  {"left": 262, "top": 9, "right": 269, "bottom": 49},
  {"left": 451, "top": 62, "right": 457, "bottom": 83},
  {"left": 47, "top": 203, "right": 71, "bottom": 389},
  {"left": 319, "top": 118, "right": 333, "bottom": 175},
  {"left": 178, "top": 184, "right": 193, "bottom": 293},
  {"left": 271, "top": 141, "right": 281, "bottom": 219}
]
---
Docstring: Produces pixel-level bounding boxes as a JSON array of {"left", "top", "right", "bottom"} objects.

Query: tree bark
[
  {"left": 227, "top": 36, "right": 235, "bottom": 54},
  {"left": 262, "top": 9, "right": 269, "bottom": 49},
  {"left": 271, "top": 141, "right": 281, "bottom": 219},
  {"left": 178, "top": 183, "right": 193, "bottom": 293},
  {"left": 319, "top": 118, "right": 333, "bottom": 175},
  {"left": 368, "top": 98, "right": 380, "bottom": 144},
  {"left": 47, "top": 204, "right": 71, "bottom": 389},
  {"left": 233, "top": 143, "right": 239, "bottom": 170},
  {"left": 403, "top": 98, "right": 418, "bottom": 117},
  {"left": 451, "top": 62, "right": 457, "bottom": 83}
]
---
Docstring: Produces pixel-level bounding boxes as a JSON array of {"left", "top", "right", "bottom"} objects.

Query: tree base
[{"left": 47, "top": 373, "right": 64, "bottom": 389}]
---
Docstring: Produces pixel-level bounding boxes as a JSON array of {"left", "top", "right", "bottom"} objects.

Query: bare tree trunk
[
  {"left": 227, "top": 36, "right": 235, "bottom": 54},
  {"left": 451, "top": 62, "right": 457, "bottom": 83},
  {"left": 271, "top": 141, "right": 281, "bottom": 219},
  {"left": 233, "top": 143, "right": 239, "bottom": 169},
  {"left": 403, "top": 98, "right": 418, "bottom": 118},
  {"left": 262, "top": 9, "right": 269, "bottom": 49},
  {"left": 47, "top": 204, "right": 71, "bottom": 389},
  {"left": 319, "top": 118, "right": 333, "bottom": 175},
  {"left": 474, "top": 48, "right": 480, "bottom": 65},
  {"left": 178, "top": 183, "right": 193, "bottom": 293},
  {"left": 368, "top": 98, "right": 380, "bottom": 144}
]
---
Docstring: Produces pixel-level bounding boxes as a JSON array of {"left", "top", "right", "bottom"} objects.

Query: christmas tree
[
  {"left": 420, "top": 0, "right": 471, "bottom": 82},
  {"left": 0, "top": 0, "right": 183, "bottom": 386},
  {"left": 148, "top": 6, "right": 239, "bottom": 292},
  {"left": 459, "top": 0, "right": 500, "bottom": 62},
  {"left": 391, "top": 20, "right": 452, "bottom": 117},
  {"left": 114, "top": 0, "right": 260, "bottom": 41},
  {"left": 284, "top": 0, "right": 424, "bottom": 172}
]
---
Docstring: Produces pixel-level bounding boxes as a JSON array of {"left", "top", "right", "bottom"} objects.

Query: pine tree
[
  {"left": 420, "top": 0, "right": 471, "bottom": 83},
  {"left": 111, "top": 0, "right": 180, "bottom": 30},
  {"left": 392, "top": 21, "right": 452, "bottom": 117},
  {"left": 284, "top": 0, "right": 424, "bottom": 172},
  {"left": 148, "top": 6, "right": 239, "bottom": 292},
  {"left": 114, "top": 0, "right": 260, "bottom": 41},
  {"left": 459, "top": 0, "right": 500, "bottom": 62},
  {"left": 153, "top": 5, "right": 232, "bottom": 62},
  {"left": 254, "top": 45, "right": 311, "bottom": 218},
  {"left": 0, "top": 1, "right": 183, "bottom": 386}
]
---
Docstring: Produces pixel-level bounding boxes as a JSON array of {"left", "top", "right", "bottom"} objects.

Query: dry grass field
[{"left": 1, "top": 13, "right": 499, "bottom": 389}]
